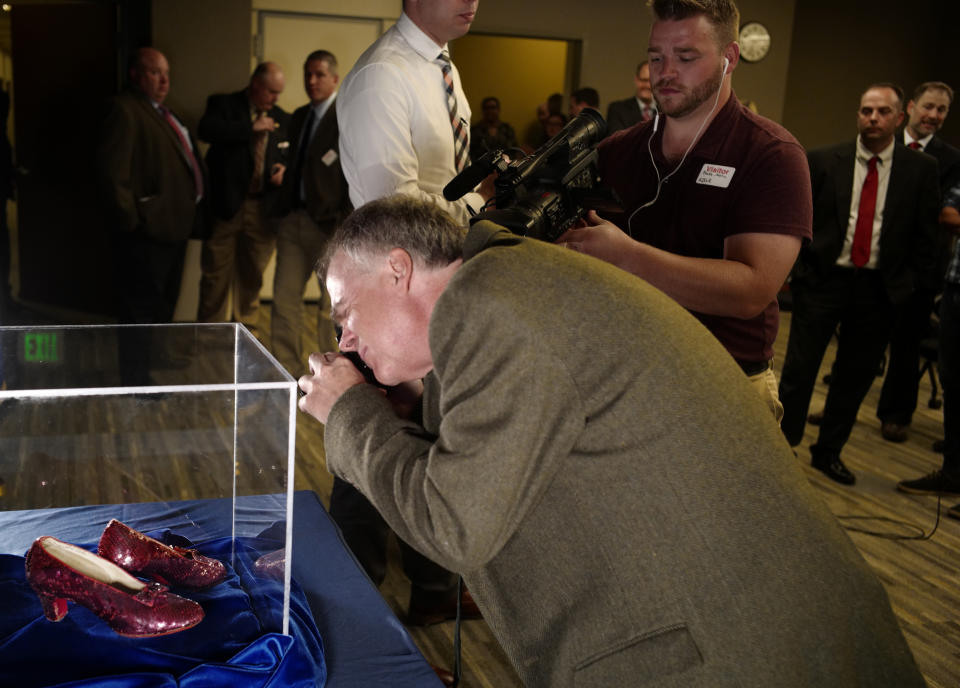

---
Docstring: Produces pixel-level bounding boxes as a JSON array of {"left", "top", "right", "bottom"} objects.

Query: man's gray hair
[{"left": 318, "top": 195, "right": 467, "bottom": 278}]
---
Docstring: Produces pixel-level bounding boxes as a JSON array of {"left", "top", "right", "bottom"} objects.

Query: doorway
[
  {"left": 452, "top": 32, "right": 579, "bottom": 149},
  {"left": 9, "top": 1, "right": 117, "bottom": 320}
]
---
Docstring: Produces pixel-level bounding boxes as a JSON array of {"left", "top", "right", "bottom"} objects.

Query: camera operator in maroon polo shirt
[{"left": 558, "top": 0, "right": 812, "bottom": 422}]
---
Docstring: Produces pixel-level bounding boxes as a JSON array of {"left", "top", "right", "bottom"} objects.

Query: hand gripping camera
[{"left": 443, "top": 108, "right": 619, "bottom": 242}]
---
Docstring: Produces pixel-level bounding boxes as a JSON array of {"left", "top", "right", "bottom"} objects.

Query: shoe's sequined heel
[{"left": 37, "top": 591, "right": 68, "bottom": 622}]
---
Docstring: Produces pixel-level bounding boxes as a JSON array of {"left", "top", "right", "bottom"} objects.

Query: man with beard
[
  {"left": 558, "top": 0, "right": 811, "bottom": 422},
  {"left": 875, "top": 82, "right": 960, "bottom": 444}
]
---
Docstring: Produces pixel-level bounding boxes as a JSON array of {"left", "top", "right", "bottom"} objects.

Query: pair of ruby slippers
[{"left": 25, "top": 519, "right": 226, "bottom": 638}]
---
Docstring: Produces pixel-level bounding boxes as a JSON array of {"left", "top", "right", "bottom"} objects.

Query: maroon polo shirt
[{"left": 598, "top": 92, "right": 812, "bottom": 364}]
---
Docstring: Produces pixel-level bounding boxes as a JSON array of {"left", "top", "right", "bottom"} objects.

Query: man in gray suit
[{"left": 298, "top": 194, "right": 923, "bottom": 687}]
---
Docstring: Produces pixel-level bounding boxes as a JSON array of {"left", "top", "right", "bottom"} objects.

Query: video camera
[{"left": 442, "top": 108, "right": 618, "bottom": 242}]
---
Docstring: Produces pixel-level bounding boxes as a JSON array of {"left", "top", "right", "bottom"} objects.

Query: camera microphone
[{"left": 443, "top": 151, "right": 500, "bottom": 201}]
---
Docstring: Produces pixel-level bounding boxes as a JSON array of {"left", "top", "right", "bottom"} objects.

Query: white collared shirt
[
  {"left": 837, "top": 136, "right": 895, "bottom": 269},
  {"left": 635, "top": 96, "right": 656, "bottom": 118},
  {"left": 337, "top": 12, "right": 480, "bottom": 223},
  {"left": 903, "top": 129, "right": 933, "bottom": 151}
]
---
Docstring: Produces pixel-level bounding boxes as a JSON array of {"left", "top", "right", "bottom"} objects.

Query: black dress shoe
[
  {"left": 881, "top": 421, "right": 908, "bottom": 443},
  {"left": 896, "top": 469, "right": 960, "bottom": 496},
  {"left": 811, "top": 456, "right": 856, "bottom": 485}
]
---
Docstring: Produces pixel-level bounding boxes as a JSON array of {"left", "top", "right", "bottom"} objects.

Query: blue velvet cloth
[
  {"left": 0, "top": 493, "right": 441, "bottom": 687},
  {"left": 0, "top": 527, "right": 325, "bottom": 687}
]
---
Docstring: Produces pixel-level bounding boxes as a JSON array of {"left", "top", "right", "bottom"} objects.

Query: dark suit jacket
[
  {"left": 901, "top": 130, "right": 960, "bottom": 193},
  {"left": 97, "top": 89, "right": 207, "bottom": 243},
  {"left": 278, "top": 100, "right": 351, "bottom": 227},
  {"left": 605, "top": 96, "right": 652, "bottom": 135},
  {"left": 904, "top": 132, "right": 960, "bottom": 279},
  {"left": 795, "top": 141, "right": 940, "bottom": 302},
  {"left": 198, "top": 90, "right": 290, "bottom": 221}
]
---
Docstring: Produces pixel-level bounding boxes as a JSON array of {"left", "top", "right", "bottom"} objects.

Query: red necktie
[
  {"left": 160, "top": 106, "right": 203, "bottom": 199},
  {"left": 908, "top": 141, "right": 922, "bottom": 150},
  {"left": 851, "top": 156, "right": 879, "bottom": 268}
]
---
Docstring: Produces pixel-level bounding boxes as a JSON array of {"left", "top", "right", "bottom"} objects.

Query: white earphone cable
[{"left": 626, "top": 57, "right": 729, "bottom": 236}]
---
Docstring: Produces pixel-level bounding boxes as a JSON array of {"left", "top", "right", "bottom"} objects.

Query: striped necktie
[
  {"left": 250, "top": 110, "right": 269, "bottom": 193},
  {"left": 437, "top": 51, "right": 468, "bottom": 172}
]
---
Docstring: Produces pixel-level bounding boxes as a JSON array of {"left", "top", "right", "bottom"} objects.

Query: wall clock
[{"left": 739, "top": 21, "right": 771, "bottom": 63}]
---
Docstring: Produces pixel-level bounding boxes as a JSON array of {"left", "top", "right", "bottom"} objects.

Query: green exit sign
[{"left": 23, "top": 332, "right": 61, "bottom": 363}]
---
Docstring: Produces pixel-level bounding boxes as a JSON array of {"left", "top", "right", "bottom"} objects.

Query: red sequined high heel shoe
[
  {"left": 25, "top": 536, "right": 204, "bottom": 637},
  {"left": 98, "top": 519, "right": 226, "bottom": 590}
]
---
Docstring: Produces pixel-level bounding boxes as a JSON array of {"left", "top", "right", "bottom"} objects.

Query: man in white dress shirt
[
  {"left": 337, "top": 0, "right": 486, "bottom": 224},
  {"left": 331, "top": 1, "right": 485, "bottom": 659}
]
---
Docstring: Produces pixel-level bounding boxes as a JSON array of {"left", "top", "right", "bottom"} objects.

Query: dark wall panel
[{"left": 784, "top": 0, "right": 960, "bottom": 149}]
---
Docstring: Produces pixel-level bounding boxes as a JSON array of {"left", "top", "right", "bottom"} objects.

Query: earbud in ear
[{"left": 722, "top": 57, "right": 730, "bottom": 75}]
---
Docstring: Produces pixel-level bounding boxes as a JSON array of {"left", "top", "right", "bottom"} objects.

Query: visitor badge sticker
[{"left": 696, "top": 163, "right": 735, "bottom": 187}]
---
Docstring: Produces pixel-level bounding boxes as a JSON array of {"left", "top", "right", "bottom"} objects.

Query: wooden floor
[{"left": 286, "top": 306, "right": 959, "bottom": 688}]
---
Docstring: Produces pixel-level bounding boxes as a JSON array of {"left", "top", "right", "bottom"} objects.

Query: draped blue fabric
[
  {"left": 0, "top": 527, "right": 325, "bottom": 687},
  {"left": 0, "top": 493, "right": 441, "bottom": 687}
]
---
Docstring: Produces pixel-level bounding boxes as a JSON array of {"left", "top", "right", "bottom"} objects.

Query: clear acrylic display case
[{"left": 0, "top": 323, "right": 298, "bottom": 634}]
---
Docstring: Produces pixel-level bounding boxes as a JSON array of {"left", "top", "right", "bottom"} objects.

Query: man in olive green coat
[{"left": 298, "top": 195, "right": 923, "bottom": 687}]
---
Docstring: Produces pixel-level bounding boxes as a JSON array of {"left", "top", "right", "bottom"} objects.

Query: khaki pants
[
  {"left": 270, "top": 209, "right": 339, "bottom": 376},
  {"left": 749, "top": 363, "right": 785, "bottom": 424},
  {"left": 198, "top": 196, "right": 276, "bottom": 333}
]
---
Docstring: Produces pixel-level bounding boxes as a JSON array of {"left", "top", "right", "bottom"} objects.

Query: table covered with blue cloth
[{"left": 0, "top": 490, "right": 442, "bottom": 687}]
